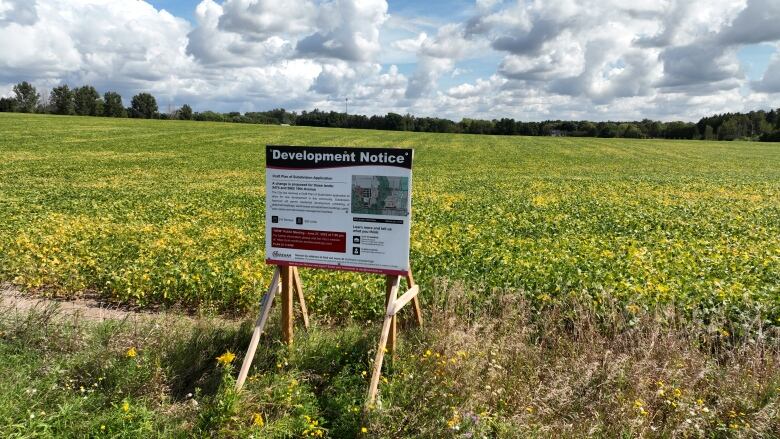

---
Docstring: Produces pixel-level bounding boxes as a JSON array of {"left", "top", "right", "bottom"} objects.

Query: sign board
[{"left": 265, "top": 145, "right": 413, "bottom": 276}]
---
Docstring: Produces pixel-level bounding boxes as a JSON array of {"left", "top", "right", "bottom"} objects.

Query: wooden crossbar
[{"left": 389, "top": 285, "right": 419, "bottom": 316}]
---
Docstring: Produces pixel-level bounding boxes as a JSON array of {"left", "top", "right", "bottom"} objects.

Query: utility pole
[{"left": 345, "top": 97, "right": 348, "bottom": 115}]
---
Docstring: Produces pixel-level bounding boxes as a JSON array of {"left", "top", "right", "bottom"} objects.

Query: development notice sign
[{"left": 265, "top": 145, "right": 413, "bottom": 276}]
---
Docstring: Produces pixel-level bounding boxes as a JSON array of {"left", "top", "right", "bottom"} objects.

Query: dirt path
[{"left": 0, "top": 282, "right": 180, "bottom": 322}]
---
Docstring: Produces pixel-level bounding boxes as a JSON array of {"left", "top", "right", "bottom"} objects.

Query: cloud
[
  {"left": 187, "top": 0, "right": 294, "bottom": 67},
  {"left": 0, "top": 0, "right": 38, "bottom": 26},
  {"left": 296, "top": 0, "right": 387, "bottom": 61},
  {"left": 716, "top": 0, "right": 780, "bottom": 45},
  {"left": 392, "top": 32, "right": 427, "bottom": 53},
  {"left": 752, "top": 52, "right": 780, "bottom": 93},
  {"left": 658, "top": 42, "right": 741, "bottom": 88},
  {"left": 0, "top": 0, "right": 191, "bottom": 88},
  {"left": 446, "top": 75, "right": 504, "bottom": 99},
  {"left": 634, "top": 0, "right": 692, "bottom": 48},
  {"left": 217, "top": 0, "right": 316, "bottom": 41},
  {"left": 403, "top": 24, "right": 481, "bottom": 99},
  {"left": 1, "top": 0, "right": 779, "bottom": 121},
  {"left": 491, "top": 18, "right": 568, "bottom": 55}
]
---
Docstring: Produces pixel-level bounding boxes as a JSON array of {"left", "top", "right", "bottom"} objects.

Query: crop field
[
  {"left": 1, "top": 113, "right": 780, "bottom": 437},
  {"left": 1, "top": 112, "right": 779, "bottom": 321}
]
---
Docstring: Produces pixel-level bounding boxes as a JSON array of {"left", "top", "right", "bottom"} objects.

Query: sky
[{"left": 1, "top": 0, "right": 779, "bottom": 122}]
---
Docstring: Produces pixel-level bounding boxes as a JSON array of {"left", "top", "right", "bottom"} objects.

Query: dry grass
[{"left": 368, "top": 280, "right": 780, "bottom": 438}]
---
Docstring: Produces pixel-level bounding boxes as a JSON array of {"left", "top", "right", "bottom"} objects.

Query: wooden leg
[
  {"left": 406, "top": 270, "right": 423, "bottom": 327},
  {"left": 236, "top": 267, "right": 280, "bottom": 390},
  {"left": 280, "top": 265, "right": 294, "bottom": 345},
  {"left": 384, "top": 275, "right": 398, "bottom": 353},
  {"left": 292, "top": 266, "right": 310, "bottom": 329},
  {"left": 366, "top": 275, "right": 400, "bottom": 407}
]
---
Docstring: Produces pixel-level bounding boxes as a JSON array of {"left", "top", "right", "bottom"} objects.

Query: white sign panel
[{"left": 265, "top": 145, "right": 413, "bottom": 276}]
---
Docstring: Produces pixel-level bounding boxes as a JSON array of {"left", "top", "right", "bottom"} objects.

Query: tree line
[{"left": 2, "top": 81, "right": 779, "bottom": 141}]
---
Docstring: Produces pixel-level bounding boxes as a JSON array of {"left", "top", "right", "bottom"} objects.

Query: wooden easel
[
  {"left": 235, "top": 265, "right": 308, "bottom": 389},
  {"left": 234, "top": 265, "right": 423, "bottom": 410}
]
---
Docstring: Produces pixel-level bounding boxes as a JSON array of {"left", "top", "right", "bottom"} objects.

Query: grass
[
  {"left": 1, "top": 112, "right": 780, "bottom": 436},
  {"left": 0, "top": 285, "right": 778, "bottom": 437}
]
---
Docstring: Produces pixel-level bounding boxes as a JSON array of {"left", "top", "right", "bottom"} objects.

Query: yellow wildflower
[
  {"left": 216, "top": 351, "right": 236, "bottom": 365},
  {"left": 361, "top": 427, "right": 368, "bottom": 433},
  {"left": 126, "top": 347, "right": 137, "bottom": 358},
  {"left": 252, "top": 412, "right": 264, "bottom": 427},
  {"left": 122, "top": 401, "right": 130, "bottom": 412}
]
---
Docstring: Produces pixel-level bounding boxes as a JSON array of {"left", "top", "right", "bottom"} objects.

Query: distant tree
[
  {"left": 193, "top": 111, "right": 225, "bottom": 122},
  {"left": 621, "top": 123, "right": 643, "bottom": 138},
  {"left": 94, "top": 98, "right": 104, "bottom": 116},
  {"left": 647, "top": 121, "right": 665, "bottom": 138},
  {"left": 0, "top": 97, "right": 17, "bottom": 112},
  {"left": 50, "top": 85, "right": 74, "bottom": 115},
  {"left": 598, "top": 123, "right": 618, "bottom": 138},
  {"left": 703, "top": 125, "right": 715, "bottom": 140},
  {"left": 665, "top": 121, "right": 697, "bottom": 139},
  {"left": 691, "top": 124, "right": 700, "bottom": 140},
  {"left": 759, "top": 130, "right": 780, "bottom": 142},
  {"left": 384, "top": 112, "right": 404, "bottom": 131},
  {"left": 13, "top": 81, "right": 40, "bottom": 113},
  {"left": 35, "top": 91, "right": 51, "bottom": 114},
  {"left": 579, "top": 121, "right": 598, "bottom": 136},
  {"left": 495, "top": 118, "right": 517, "bottom": 135},
  {"left": 179, "top": 104, "right": 192, "bottom": 120},
  {"left": 102, "top": 91, "right": 125, "bottom": 117},
  {"left": 130, "top": 93, "right": 158, "bottom": 119},
  {"left": 718, "top": 118, "right": 740, "bottom": 141},
  {"left": 73, "top": 85, "right": 100, "bottom": 116}
]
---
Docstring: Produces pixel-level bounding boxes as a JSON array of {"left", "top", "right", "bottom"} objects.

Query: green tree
[
  {"left": 50, "top": 85, "right": 74, "bottom": 115},
  {"left": 13, "top": 81, "right": 40, "bottom": 113},
  {"left": 179, "top": 104, "right": 193, "bottom": 120},
  {"left": 0, "top": 97, "right": 17, "bottom": 112},
  {"left": 579, "top": 121, "right": 597, "bottom": 136},
  {"left": 73, "top": 85, "right": 100, "bottom": 116},
  {"left": 102, "top": 91, "right": 125, "bottom": 117},
  {"left": 718, "top": 119, "right": 739, "bottom": 140},
  {"left": 130, "top": 93, "right": 158, "bottom": 119},
  {"left": 703, "top": 125, "right": 714, "bottom": 140},
  {"left": 622, "top": 124, "right": 643, "bottom": 138}
]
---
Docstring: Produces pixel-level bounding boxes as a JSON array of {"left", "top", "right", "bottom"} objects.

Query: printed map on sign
[{"left": 351, "top": 175, "right": 409, "bottom": 217}]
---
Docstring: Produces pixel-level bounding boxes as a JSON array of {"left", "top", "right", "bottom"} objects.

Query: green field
[
  {"left": 2, "top": 113, "right": 780, "bottom": 437},
  {"left": 1, "top": 113, "right": 778, "bottom": 321}
]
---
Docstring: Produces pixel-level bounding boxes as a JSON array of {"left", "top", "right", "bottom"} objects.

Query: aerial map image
[{"left": 351, "top": 175, "right": 410, "bottom": 216}]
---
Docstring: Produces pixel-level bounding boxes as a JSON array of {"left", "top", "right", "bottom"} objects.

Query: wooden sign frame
[{"left": 235, "top": 265, "right": 422, "bottom": 409}]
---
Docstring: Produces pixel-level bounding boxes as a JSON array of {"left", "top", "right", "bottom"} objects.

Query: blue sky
[{"left": 2, "top": 0, "right": 779, "bottom": 121}]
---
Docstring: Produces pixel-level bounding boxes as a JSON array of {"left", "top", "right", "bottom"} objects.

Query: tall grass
[{"left": 1, "top": 281, "right": 778, "bottom": 437}]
